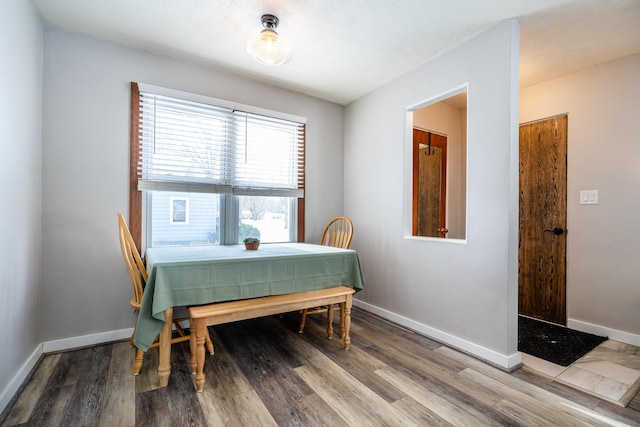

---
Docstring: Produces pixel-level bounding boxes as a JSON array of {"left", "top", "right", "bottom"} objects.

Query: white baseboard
[
  {"left": 353, "top": 299, "right": 522, "bottom": 371},
  {"left": 42, "top": 327, "right": 134, "bottom": 353},
  {"left": 1, "top": 328, "right": 133, "bottom": 416},
  {"left": 0, "top": 344, "right": 43, "bottom": 416},
  {"left": 568, "top": 318, "right": 640, "bottom": 347}
]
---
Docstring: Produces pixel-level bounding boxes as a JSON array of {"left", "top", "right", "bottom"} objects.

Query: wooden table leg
[
  {"left": 189, "top": 318, "right": 197, "bottom": 374},
  {"left": 158, "top": 307, "right": 173, "bottom": 387},
  {"left": 194, "top": 318, "right": 207, "bottom": 392}
]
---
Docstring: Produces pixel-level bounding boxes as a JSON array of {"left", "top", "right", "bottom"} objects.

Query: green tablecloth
[{"left": 133, "top": 243, "right": 365, "bottom": 351}]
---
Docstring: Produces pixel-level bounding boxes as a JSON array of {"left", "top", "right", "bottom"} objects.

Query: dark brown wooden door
[
  {"left": 518, "top": 115, "right": 568, "bottom": 325},
  {"left": 413, "top": 129, "right": 447, "bottom": 237}
]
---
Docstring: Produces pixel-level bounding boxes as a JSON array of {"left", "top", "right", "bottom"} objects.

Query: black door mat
[{"left": 518, "top": 315, "right": 607, "bottom": 367}]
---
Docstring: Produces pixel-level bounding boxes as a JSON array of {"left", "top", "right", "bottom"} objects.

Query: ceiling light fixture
[{"left": 247, "top": 14, "right": 292, "bottom": 66}]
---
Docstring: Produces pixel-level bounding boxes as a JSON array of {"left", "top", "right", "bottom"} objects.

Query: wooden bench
[{"left": 188, "top": 285, "right": 355, "bottom": 392}]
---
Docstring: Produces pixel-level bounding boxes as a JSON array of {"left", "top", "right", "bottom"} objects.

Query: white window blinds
[{"left": 137, "top": 87, "right": 305, "bottom": 197}]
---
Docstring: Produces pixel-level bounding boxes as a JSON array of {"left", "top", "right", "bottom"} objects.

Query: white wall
[
  {"left": 344, "top": 20, "right": 521, "bottom": 368},
  {"left": 0, "top": 0, "right": 42, "bottom": 412},
  {"left": 520, "top": 53, "right": 640, "bottom": 344},
  {"left": 40, "top": 29, "right": 345, "bottom": 342}
]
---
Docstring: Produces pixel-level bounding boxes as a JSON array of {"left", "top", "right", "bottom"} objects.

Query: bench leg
[
  {"left": 342, "top": 295, "right": 352, "bottom": 350},
  {"left": 158, "top": 307, "right": 173, "bottom": 387},
  {"left": 327, "top": 304, "right": 334, "bottom": 339},
  {"left": 194, "top": 318, "right": 207, "bottom": 392},
  {"left": 339, "top": 303, "right": 346, "bottom": 339}
]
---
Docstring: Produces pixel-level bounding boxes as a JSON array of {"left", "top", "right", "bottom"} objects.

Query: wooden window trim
[
  {"left": 129, "top": 82, "right": 142, "bottom": 249},
  {"left": 297, "top": 125, "right": 306, "bottom": 242}
]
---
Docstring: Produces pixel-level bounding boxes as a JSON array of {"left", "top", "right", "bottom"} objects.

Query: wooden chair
[
  {"left": 117, "top": 212, "right": 212, "bottom": 375},
  {"left": 299, "top": 216, "right": 354, "bottom": 333}
]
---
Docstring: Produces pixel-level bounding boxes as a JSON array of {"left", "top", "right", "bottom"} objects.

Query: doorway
[
  {"left": 412, "top": 129, "right": 447, "bottom": 237},
  {"left": 518, "top": 114, "right": 568, "bottom": 325}
]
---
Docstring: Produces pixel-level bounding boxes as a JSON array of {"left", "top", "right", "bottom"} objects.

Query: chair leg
[
  {"left": 130, "top": 318, "right": 138, "bottom": 348},
  {"left": 299, "top": 309, "right": 308, "bottom": 333},
  {"left": 133, "top": 348, "right": 145, "bottom": 375},
  {"left": 174, "top": 320, "right": 187, "bottom": 337},
  {"left": 204, "top": 328, "right": 214, "bottom": 355}
]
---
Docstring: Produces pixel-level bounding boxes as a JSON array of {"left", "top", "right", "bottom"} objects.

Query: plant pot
[{"left": 244, "top": 242, "right": 260, "bottom": 250}]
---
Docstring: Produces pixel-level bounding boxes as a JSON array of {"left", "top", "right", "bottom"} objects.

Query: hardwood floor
[{"left": 2, "top": 308, "right": 640, "bottom": 426}]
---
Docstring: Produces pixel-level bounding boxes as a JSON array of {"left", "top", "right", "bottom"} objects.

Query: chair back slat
[
  {"left": 320, "top": 216, "right": 354, "bottom": 249},
  {"left": 117, "top": 212, "right": 147, "bottom": 308}
]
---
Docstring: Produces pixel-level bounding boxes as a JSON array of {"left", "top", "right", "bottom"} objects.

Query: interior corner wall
[
  {"left": 40, "top": 28, "right": 344, "bottom": 343},
  {"left": 0, "top": 0, "right": 43, "bottom": 410},
  {"left": 520, "top": 53, "right": 640, "bottom": 343},
  {"left": 344, "top": 20, "right": 520, "bottom": 367}
]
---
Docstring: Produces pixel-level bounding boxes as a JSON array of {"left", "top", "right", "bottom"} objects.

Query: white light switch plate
[{"left": 580, "top": 190, "right": 598, "bottom": 205}]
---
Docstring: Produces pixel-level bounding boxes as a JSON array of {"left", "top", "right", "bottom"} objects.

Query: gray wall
[
  {"left": 0, "top": 0, "right": 42, "bottom": 407},
  {"left": 40, "top": 28, "right": 345, "bottom": 341},
  {"left": 344, "top": 21, "right": 521, "bottom": 368},
  {"left": 520, "top": 53, "right": 640, "bottom": 343}
]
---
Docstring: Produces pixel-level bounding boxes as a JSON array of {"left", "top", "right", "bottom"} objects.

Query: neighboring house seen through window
[{"left": 129, "top": 83, "right": 306, "bottom": 248}]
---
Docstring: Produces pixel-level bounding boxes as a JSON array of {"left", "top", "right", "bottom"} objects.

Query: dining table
[{"left": 133, "top": 242, "right": 365, "bottom": 387}]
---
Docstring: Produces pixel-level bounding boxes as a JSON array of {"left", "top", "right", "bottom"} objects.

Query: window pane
[
  {"left": 151, "top": 191, "right": 220, "bottom": 246},
  {"left": 233, "top": 112, "right": 300, "bottom": 189},
  {"left": 238, "top": 196, "right": 293, "bottom": 244},
  {"left": 139, "top": 94, "right": 232, "bottom": 187}
]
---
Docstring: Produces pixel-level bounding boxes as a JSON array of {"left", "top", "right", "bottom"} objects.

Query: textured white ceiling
[{"left": 31, "top": 0, "right": 640, "bottom": 105}]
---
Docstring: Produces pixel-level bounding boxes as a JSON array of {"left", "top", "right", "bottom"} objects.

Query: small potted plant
[{"left": 243, "top": 237, "right": 260, "bottom": 250}]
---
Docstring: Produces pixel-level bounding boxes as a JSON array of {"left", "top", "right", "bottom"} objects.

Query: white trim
[
  {"left": 568, "top": 318, "right": 640, "bottom": 347},
  {"left": 403, "top": 235, "right": 468, "bottom": 244},
  {"left": 42, "top": 328, "right": 133, "bottom": 353},
  {"left": 406, "top": 83, "right": 468, "bottom": 111},
  {"left": 0, "top": 344, "right": 43, "bottom": 416},
  {"left": 353, "top": 299, "right": 522, "bottom": 371}
]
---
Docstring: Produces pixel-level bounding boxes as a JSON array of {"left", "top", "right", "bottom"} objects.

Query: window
[{"left": 129, "top": 83, "right": 306, "bottom": 248}]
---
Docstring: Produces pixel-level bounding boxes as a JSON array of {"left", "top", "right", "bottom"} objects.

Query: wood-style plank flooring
[{"left": 2, "top": 308, "right": 640, "bottom": 426}]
